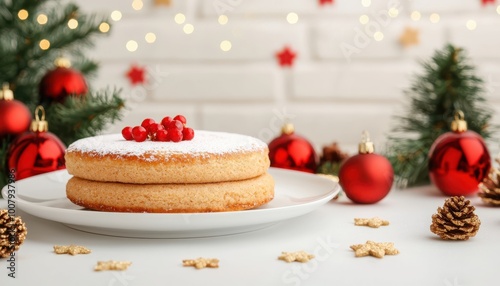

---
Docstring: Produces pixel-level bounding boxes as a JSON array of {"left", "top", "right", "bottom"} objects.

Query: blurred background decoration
[{"left": 1, "top": 0, "right": 500, "bottom": 187}]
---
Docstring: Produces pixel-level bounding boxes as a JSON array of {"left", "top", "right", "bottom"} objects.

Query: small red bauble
[
  {"left": 0, "top": 84, "right": 32, "bottom": 137},
  {"left": 339, "top": 131, "right": 394, "bottom": 204},
  {"left": 39, "top": 58, "right": 88, "bottom": 102},
  {"left": 428, "top": 111, "right": 491, "bottom": 196},
  {"left": 7, "top": 106, "right": 66, "bottom": 180},
  {"left": 268, "top": 123, "right": 318, "bottom": 173}
]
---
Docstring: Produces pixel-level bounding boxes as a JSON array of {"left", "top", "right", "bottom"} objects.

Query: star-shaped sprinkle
[
  {"left": 182, "top": 257, "right": 219, "bottom": 269},
  {"left": 350, "top": 241, "right": 399, "bottom": 258},
  {"left": 354, "top": 217, "right": 390, "bottom": 228},
  {"left": 278, "top": 251, "right": 315, "bottom": 263},
  {"left": 126, "top": 64, "right": 146, "bottom": 85},
  {"left": 94, "top": 260, "right": 132, "bottom": 271},
  {"left": 53, "top": 245, "right": 91, "bottom": 255},
  {"left": 399, "top": 27, "right": 419, "bottom": 48},
  {"left": 276, "top": 46, "right": 297, "bottom": 67}
]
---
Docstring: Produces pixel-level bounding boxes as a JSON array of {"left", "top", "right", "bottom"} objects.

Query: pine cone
[
  {"left": 317, "top": 142, "right": 349, "bottom": 175},
  {"left": 478, "top": 167, "right": 500, "bottom": 205},
  {"left": 430, "top": 196, "right": 480, "bottom": 240},
  {"left": 0, "top": 209, "right": 28, "bottom": 258}
]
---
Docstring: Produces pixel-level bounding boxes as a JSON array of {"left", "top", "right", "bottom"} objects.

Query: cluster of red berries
[{"left": 122, "top": 115, "right": 195, "bottom": 142}]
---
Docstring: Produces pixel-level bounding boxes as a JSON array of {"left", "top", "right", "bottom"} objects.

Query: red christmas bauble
[
  {"left": 7, "top": 106, "right": 66, "bottom": 180},
  {"left": 339, "top": 132, "right": 393, "bottom": 204},
  {"left": 39, "top": 58, "right": 88, "bottom": 102},
  {"left": 0, "top": 84, "right": 31, "bottom": 136},
  {"left": 268, "top": 123, "right": 318, "bottom": 173},
  {"left": 428, "top": 113, "right": 490, "bottom": 196}
]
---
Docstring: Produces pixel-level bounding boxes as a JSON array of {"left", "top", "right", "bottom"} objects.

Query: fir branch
[
  {"left": 0, "top": 0, "right": 124, "bottom": 192},
  {"left": 46, "top": 89, "right": 125, "bottom": 146},
  {"left": 386, "top": 44, "right": 495, "bottom": 187},
  {"left": 0, "top": 136, "right": 11, "bottom": 188}
]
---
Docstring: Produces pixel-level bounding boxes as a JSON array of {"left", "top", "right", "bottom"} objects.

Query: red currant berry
[
  {"left": 182, "top": 127, "right": 195, "bottom": 141},
  {"left": 156, "top": 129, "right": 169, "bottom": 141},
  {"left": 169, "top": 129, "right": 183, "bottom": 142},
  {"left": 122, "top": 126, "right": 134, "bottom": 140},
  {"left": 141, "top": 118, "right": 155, "bottom": 129},
  {"left": 173, "top": 115, "right": 187, "bottom": 125},
  {"left": 148, "top": 123, "right": 164, "bottom": 134},
  {"left": 132, "top": 126, "right": 148, "bottom": 142},
  {"left": 168, "top": 120, "right": 184, "bottom": 131},
  {"left": 161, "top": 116, "right": 173, "bottom": 128}
]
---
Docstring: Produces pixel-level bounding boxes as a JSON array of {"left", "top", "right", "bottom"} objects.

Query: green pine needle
[
  {"left": 46, "top": 90, "right": 125, "bottom": 146},
  {"left": 0, "top": 0, "right": 123, "bottom": 191}
]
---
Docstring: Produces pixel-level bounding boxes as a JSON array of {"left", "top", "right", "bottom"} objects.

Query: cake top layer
[{"left": 66, "top": 131, "right": 268, "bottom": 161}]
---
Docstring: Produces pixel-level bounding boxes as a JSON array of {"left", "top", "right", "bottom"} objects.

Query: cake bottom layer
[{"left": 66, "top": 173, "right": 274, "bottom": 213}]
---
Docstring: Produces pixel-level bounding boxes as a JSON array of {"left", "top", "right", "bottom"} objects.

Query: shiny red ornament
[
  {"left": 339, "top": 131, "right": 393, "bottom": 204},
  {"left": 0, "top": 84, "right": 31, "bottom": 137},
  {"left": 7, "top": 106, "right": 66, "bottom": 180},
  {"left": 39, "top": 58, "right": 88, "bottom": 102},
  {"left": 268, "top": 123, "right": 318, "bottom": 173},
  {"left": 428, "top": 111, "right": 490, "bottom": 196}
]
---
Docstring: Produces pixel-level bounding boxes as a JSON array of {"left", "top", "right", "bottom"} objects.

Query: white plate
[{"left": 2, "top": 168, "right": 339, "bottom": 238}]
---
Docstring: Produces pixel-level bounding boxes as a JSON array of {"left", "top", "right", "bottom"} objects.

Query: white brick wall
[{"left": 74, "top": 0, "right": 500, "bottom": 153}]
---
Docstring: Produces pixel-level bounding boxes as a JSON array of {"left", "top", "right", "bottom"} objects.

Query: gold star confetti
[
  {"left": 278, "top": 251, "right": 315, "bottom": 263},
  {"left": 350, "top": 241, "right": 399, "bottom": 258},
  {"left": 53, "top": 245, "right": 91, "bottom": 255},
  {"left": 182, "top": 257, "right": 219, "bottom": 269},
  {"left": 354, "top": 217, "right": 390, "bottom": 228},
  {"left": 94, "top": 260, "right": 132, "bottom": 271},
  {"left": 399, "top": 27, "right": 419, "bottom": 47}
]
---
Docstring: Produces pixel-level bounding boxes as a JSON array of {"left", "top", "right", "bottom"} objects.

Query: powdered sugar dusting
[{"left": 66, "top": 130, "right": 268, "bottom": 161}]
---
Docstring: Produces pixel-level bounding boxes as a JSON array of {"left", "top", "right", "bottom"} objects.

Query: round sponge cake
[
  {"left": 65, "top": 131, "right": 270, "bottom": 184},
  {"left": 66, "top": 173, "right": 274, "bottom": 213}
]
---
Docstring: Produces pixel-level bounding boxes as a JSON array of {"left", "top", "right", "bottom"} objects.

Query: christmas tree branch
[
  {"left": 46, "top": 89, "right": 125, "bottom": 146},
  {"left": 386, "top": 44, "right": 495, "bottom": 187}
]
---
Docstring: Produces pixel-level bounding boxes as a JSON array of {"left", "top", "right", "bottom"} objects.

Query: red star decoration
[
  {"left": 126, "top": 65, "right": 146, "bottom": 85},
  {"left": 481, "top": 0, "right": 496, "bottom": 5},
  {"left": 276, "top": 46, "right": 297, "bottom": 67},
  {"left": 319, "top": 0, "right": 334, "bottom": 5}
]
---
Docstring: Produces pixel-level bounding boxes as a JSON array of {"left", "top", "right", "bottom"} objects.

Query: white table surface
[{"left": 1, "top": 183, "right": 499, "bottom": 286}]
